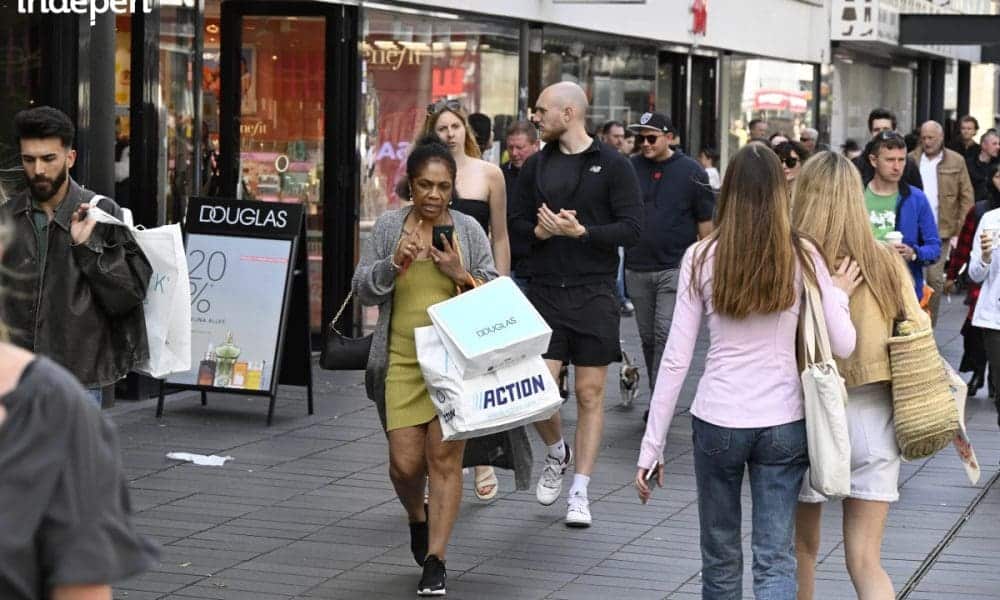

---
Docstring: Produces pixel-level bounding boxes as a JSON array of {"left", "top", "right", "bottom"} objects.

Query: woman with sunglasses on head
[
  {"left": 635, "top": 143, "right": 858, "bottom": 599},
  {"left": 354, "top": 135, "right": 499, "bottom": 596},
  {"left": 791, "top": 152, "right": 929, "bottom": 600},
  {"left": 421, "top": 100, "right": 511, "bottom": 502},
  {"left": 0, "top": 216, "right": 158, "bottom": 600},
  {"left": 774, "top": 140, "right": 809, "bottom": 189}
]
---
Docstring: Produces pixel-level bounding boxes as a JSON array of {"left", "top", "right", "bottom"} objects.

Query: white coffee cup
[{"left": 884, "top": 231, "right": 903, "bottom": 245}]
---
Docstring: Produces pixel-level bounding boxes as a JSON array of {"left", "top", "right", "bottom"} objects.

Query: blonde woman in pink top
[{"left": 634, "top": 143, "right": 860, "bottom": 599}]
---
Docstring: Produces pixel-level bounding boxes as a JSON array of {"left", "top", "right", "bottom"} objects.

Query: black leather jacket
[{"left": 1, "top": 180, "right": 152, "bottom": 387}]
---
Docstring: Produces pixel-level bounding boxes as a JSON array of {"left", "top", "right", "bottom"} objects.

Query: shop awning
[{"left": 898, "top": 14, "right": 1000, "bottom": 63}]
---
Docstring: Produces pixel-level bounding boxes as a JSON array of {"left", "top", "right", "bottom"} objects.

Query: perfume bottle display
[
  {"left": 246, "top": 360, "right": 265, "bottom": 390},
  {"left": 232, "top": 361, "right": 249, "bottom": 388},
  {"left": 213, "top": 332, "right": 242, "bottom": 387},
  {"left": 197, "top": 344, "right": 217, "bottom": 386}
]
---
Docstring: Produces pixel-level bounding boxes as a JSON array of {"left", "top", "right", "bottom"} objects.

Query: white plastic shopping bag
[
  {"left": 87, "top": 204, "right": 192, "bottom": 378},
  {"left": 415, "top": 326, "right": 561, "bottom": 441},
  {"left": 942, "top": 361, "right": 981, "bottom": 485},
  {"left": 427, "top": 276, "right": 552, "bottom": 378}
]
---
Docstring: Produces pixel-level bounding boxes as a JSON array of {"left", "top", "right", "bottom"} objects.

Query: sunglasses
[
  {"left": 782, "top": 157, "right": 800, "bottom": 168},
  {"left": 875, "top": 130, "right": 904, "bottom": 142},
  {"left": 426, "top": 99, "right": 462, "bottom": 115},
  {"left": 635, "top": 134, "right": 663, "bottom": 145}
]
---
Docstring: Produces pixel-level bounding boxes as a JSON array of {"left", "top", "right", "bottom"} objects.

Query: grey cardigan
[{"left": 352, "top": 207, "right": 533, "bottom": 489}]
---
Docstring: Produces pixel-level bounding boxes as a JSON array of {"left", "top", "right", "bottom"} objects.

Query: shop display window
[
  {"left": 828, "top": 58, "right": 914, "bottom": 149},
  {"left": 540, "top": 29, "right": 656, "bottom": 134},
  {"left": 359, "top": 9, "right": 519, "bottom": 229},
  {"left": 0, "top": 12, "right": 43, "bottom": 199},
  {"left": 723, "top": 56, "right": 816, "bottom": 165}
]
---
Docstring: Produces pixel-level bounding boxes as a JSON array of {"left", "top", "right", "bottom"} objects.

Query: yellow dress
[{"left": 385, "top": 259, "right": 456, "bottom": 430}]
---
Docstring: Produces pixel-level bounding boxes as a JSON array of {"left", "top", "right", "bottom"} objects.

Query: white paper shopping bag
[
  {"left": 414, "top": 326, "right": 561, "bottom": 441},
  {"left": 88, "top": 205, "right": 191, "bottom": 378}
]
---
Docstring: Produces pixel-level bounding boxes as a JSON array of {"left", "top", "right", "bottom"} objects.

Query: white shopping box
[
  {"left": 415, "top": 326, "right": 561, "bottom": 441},
  {"left": 427, "top": 276, "right": 551, "bottom": 378}
]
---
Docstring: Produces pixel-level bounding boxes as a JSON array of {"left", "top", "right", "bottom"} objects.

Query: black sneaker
[
  {"left": 417, "top": 554, "right": 447, "bottom": 596},
  {"left": 409, "top": 521, "right": 428, "bottom": 566}
]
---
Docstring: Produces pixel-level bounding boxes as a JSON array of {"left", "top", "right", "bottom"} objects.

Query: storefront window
[
  {"left": 359, "top": 9, "right": 519, "bottom": 227},
  {"left": 0, "top": 13, "right": 43, "bottom": 199},
  {"left": 158, "top": 5, "right": 199, "bottom": 225},
  {"left": 829, "top": 58, "right": 915, "bottom": 149},
  {"left": 113, "top": 16, "right": 132, "bottom": 211},
  {"left": 944, "top": 59, "right": 958, "bottom": 116},
  {"left": 109, "top": 8, "right": 197, "bottom": 225},
  {"left": 540, "top": 29, "right": 656, "bottom": 132},
  {"left": 722, "top": 56, "right": 816, "bottom": 166},
  {"left": 359, "top": 8, "right": 519, "bottom": 329},
  {"left": 202, "top": 2, "right": 222, "bottom": 197}
]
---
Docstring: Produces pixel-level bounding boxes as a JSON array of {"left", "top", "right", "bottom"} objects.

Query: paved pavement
[{"left": 111, "top": 297, "right": 1000, "bottom": 600}]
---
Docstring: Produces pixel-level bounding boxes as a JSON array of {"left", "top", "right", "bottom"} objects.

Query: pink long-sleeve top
[{"left": 637, "top": 241, "right": 857, "bottom": 470}]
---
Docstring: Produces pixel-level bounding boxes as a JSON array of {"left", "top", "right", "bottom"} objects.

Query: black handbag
[{"left": 320, "top": 291, "right": 373, "bottom": 370}]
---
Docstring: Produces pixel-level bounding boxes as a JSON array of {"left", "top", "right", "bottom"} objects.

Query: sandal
[{"left": 474, "top": 466, "right": 498, "bottom": 501}]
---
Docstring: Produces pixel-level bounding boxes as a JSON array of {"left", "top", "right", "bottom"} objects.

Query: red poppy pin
[{"left": 652, "top": 171, "right": 662, "bottom": 181}]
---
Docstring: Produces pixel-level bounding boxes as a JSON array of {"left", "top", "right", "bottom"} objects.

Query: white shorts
[{"left": 799, "top": 382, "right": 901, "bottom": 503}]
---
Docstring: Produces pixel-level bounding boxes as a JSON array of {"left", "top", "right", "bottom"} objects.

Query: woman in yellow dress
[
  {"left": 422, "top": 101, "right": 511, "bottom": 501},
  {"left": 353, "top": 135, "right": 499, "bottom": 596}
]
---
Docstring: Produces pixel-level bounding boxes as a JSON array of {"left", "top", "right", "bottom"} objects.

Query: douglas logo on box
[{"left": 475, "top": 317, "right": 517, "bottom": 338}]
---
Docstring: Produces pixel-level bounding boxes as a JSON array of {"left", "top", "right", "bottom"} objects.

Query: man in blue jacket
[{"left": 864, "top": 130, "right": 940, "bottom": 299}]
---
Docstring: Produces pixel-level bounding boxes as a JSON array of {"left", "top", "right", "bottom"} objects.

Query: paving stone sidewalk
[{"left": 111, "top": 298, "right": 1000, "bottom": 599}]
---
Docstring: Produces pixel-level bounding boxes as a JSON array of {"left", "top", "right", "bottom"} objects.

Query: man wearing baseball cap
[{"left": 625, "top": 112, "right": 715, "bottom": 411}]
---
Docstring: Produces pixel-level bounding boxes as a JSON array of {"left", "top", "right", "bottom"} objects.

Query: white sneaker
[
  {"left": 535, "top": 445, "right": 572, "bottom": 506},
  {"left": 565, "top": 492, "right": 592, "bottom": 528}
]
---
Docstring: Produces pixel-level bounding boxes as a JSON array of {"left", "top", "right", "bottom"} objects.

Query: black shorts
[{"left": 527, "top": 280, "right": 622, "bottom": 367}]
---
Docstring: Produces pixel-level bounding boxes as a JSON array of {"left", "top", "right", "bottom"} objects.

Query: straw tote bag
[
  {"left": 887, "top": 320, "right": 959, "bottom": 460},
  {"left": 799, "top": 279, "right": 852, "bottom": 497}
]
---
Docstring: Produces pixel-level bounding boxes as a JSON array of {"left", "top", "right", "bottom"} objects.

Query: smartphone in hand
[
  {"left": 432, "top": 225, "right": 455, "bottom": 252},
  {"left": 645, "top": 461, "right": 660, "bottom": 483}
]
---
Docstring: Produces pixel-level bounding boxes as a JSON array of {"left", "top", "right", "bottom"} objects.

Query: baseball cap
[{"left": 628, "top": 112, "right": 674, "bottom": 134}]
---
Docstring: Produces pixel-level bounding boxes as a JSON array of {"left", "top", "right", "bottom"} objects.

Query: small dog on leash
[{"left": 619, "top": 350, "right": 641, "bottom": 408}]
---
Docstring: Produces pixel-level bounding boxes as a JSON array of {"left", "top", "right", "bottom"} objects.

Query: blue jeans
[
  {"left": 692, "top": 416, "right": 808, "bottom": 600},
  {"left": 85, "top": 387, "right": 103, "bottom": 408}
]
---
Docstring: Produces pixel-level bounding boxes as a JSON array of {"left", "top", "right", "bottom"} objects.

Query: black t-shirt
[
  {"left": 541, "top": 151, "right": 587, "bottom": 206},
  {"left": 0, "top": 357, "right": 158, "bottom": 600},
  {"left": 626, "top": 152, "right": 715, "bottom": 271}
]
